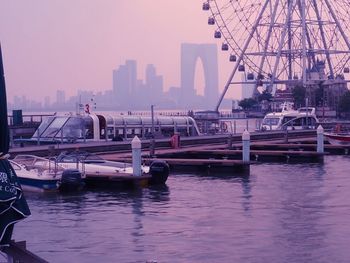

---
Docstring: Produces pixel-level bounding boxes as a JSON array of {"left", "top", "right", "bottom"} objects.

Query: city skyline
[
  {"left": 0, "top": 0, "right": 242, "bottom": 106},
  {"left": 9, "top": 46, "right": 234, "bottom": 111}
]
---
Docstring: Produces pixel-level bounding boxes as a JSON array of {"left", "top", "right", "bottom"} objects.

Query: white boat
[
  {"left": 56, "top": 151, "right": 169, "bottom": 185},
  {"left": 10, "top": 155, "right": 84, "bottom": 192},
  {"left": 260, "top": 103, "right": 319, "bottom": 131},
  {"left": 22, "top": 112, "right": 201, "bottom": 145}
]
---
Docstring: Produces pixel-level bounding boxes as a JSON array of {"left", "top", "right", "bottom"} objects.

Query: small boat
[
  {"left": 324, "top": 124, "right": 350, "bottom": 146},
  {"left": 324, "top": 132, "right": 350, "bottom": 146},
  {"left": 260, "top": 102, "right": 318, "bottom": 131},
  {"left": 56, "top": 151, "right": 170, "bottom": 186},
  {"left": 10, "top": 155, "right": 84, "bottom": 192}
]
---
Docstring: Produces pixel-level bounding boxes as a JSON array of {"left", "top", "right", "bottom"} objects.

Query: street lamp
[
  {"left": 150, "top": 104, "right": 155, "bottom": 156},
  {"left": 151, "top": 104, "right": 155, "bottom": 136}
]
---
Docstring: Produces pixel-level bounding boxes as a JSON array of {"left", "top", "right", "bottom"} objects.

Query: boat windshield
[
  {"left": 262, "top": 117, "right": 280, "bottom": 126},
  {"left": 41, "top": 117, "right": 69, "bottom": 138},
  {"left": 57, "top": 151, "right": 104, "bottom": 163},
  {"left": 60, "top": 117, "right": 85, "bottom": 139},
  {"left": 298, "top": 107, "right": 314, "bottom": 114},
  {"left": 32, "top": 116, "right": 56, "bottom": 138},
  {"left": 37, "top": 116, "right": 86, "bottom": 139}
]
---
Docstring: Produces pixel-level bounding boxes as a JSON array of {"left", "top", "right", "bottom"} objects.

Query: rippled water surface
[{"left": 13, "top": 155, "right": 350, "bottom": 263}]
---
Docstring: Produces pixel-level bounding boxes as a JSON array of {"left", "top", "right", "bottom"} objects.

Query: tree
[
  {"left": 338, "top": 91, "right": 350, "bottom": 113},
  {"left": 315, "top": 85, "right": 325, "bottom": 107},
  {"left": 292, "top": 85, "right": 306, "bottom": 108},
  {"left": 257, "top": 90, "right": 273, "bottom": 102},
  {"left": 239, "top": 98, "right": 258, "bottom": 110}
]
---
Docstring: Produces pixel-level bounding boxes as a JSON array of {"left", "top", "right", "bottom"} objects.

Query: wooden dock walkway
[
  {"left": 9, "top": 130, "right": 317, "bottom": 157},
  {"left": 8, "top": 129, "right": 345, "bottom": 174}
]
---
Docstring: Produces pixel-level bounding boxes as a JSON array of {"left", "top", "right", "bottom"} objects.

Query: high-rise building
[
  {"left": 113, "top": 65, "right": 128, "bottom": 105},
  {"left": 44, "top": 96, "right": 50, "bottom": 109},
  {"left": 56, "top": 90, "right": 66, "bottom": 106},
  {"left": 146, "top": 64, "right": 163, "bottom": 103},
  {"left": 125, "top": 60, "right": 137, "bottom": 96},
  {"left": 113, "top": 60, "right": 138, "bottom": 108}
]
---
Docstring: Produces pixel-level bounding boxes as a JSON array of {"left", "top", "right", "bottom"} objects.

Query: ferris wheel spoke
[
  {"left": 270, "top": 0, "right": 296, "bottom": 90},
  {"left": 215, "top": 0, "right": 271, "bottom": 111},
  {"left": 323, "top": 0, "right": 350, "bottom": 56},
  {"left": 258, "top": 0, "right": 281, "bottom": 82},
  {"left": 312, "top": 0, "right": 334, "bottom": 78},
  {"left": 300, "top": 0, "right": 308, "bottom": 85}
]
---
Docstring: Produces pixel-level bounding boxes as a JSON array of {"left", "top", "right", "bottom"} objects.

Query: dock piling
[
  {"left": 228, "top": 134, "right": 233, "bottom": 149},
  {"left": 132, "top": 136, "right": 142, "bottom": 176},
  {"left": 242, "top": 129, "right": 250, "bottom": 163},
  {"left": 317, "top": 125, "right": 324, "bottom": 153},
  {"left": 149, "top": 138, "right": 155, "bottom": 157}
]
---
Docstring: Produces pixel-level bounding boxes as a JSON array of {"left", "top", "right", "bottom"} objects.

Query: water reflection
[
  {"left": 131, "top": 190, "right": 145, "bottom": 253},
  {"left": 180, "top": 171, "right": 253, "bottom": 213},
  {"left": 146, "top": 185, "right": 171, "bottom": 203},
  {"left": 269, "top": 164, "right": 328, "bottom": 263},
  {"left": 240, "top": 176, "right": 252, "bottom": 212}
]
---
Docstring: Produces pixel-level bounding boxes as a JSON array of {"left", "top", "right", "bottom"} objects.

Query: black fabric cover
[
  {"left": 0, "top": 44, "right": 30, "bottom": 245},
  {"left": 0, "top": 44, "right": 9, "bottom": 155}
]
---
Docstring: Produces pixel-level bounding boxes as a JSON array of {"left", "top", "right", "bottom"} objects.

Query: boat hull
[
  {"left": 324, "top": 133, "right": 350, "bottom": 146},
  {"left": 18, "top": 170, "right": 84, "bottom": 193},
  {"left": 18, "top": 177, "right": 60, "bottom": 192}
]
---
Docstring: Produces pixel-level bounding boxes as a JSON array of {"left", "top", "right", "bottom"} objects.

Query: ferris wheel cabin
[{"left": 30, "top": 113, "right": 201, "bottom": 144}]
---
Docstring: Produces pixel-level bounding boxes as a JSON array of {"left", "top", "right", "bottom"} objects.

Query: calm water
[{"left": 12, "top": 155, "right": 350, "bottom": 263}]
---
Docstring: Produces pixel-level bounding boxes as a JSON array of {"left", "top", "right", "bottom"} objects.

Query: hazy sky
[{"left": 0, "top": 0, "right": 238, "bottom": 103}]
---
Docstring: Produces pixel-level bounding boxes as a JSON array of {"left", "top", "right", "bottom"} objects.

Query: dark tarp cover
[{"left": 0, "top": 44, "right": 30, "bottom": 245}]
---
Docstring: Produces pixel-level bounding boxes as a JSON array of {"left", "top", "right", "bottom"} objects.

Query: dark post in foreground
[{"left": 0, "top": 44, "right": 31, "bottom": 248}]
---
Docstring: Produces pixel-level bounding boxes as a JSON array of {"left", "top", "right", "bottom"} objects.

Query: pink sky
[{"left": 0, "top": 0, "right": 239, "bottom": 103}]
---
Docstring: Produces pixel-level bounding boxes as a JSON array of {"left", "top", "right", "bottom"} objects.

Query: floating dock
[
  {"left": 107, "top": 157, "right": 251, "bottom": 173},
  {"left": 9, "top": 129, "right": 346, "bottom": 176},
  {"left": 246, "top": 143, "right": 350, "bottom": 155},
  {"left": 84, "top": 172, "right": 152, "bottom": 188}
]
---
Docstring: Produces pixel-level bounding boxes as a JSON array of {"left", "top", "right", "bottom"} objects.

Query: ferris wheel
[{"left": 202, "top": 0, "right": 350, "bottom": 110}]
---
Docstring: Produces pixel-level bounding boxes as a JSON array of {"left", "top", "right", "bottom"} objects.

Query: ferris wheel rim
[{"left": 206, "top": 0, "right": 350, "bottom": 82}]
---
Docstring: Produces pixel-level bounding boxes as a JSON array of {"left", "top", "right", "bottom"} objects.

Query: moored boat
[
  {"left": 260, "top": 102, "right": 318, "bottom": 131},
  {"left": 56, "top": 151, "right": 170, "bottom": 187},
  {"left": 10, "top": 156, "right": 84, "bottom": 192},
  {"left": 324, "top": 132, "right": 350, "bottom": 146}
]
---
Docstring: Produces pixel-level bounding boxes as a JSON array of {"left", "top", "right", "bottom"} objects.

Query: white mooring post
[
  {"left": 317, "top": 125, "right": 324, "bottom": 153},
  {"left": 242, "top": 129, "right": 250, "bottom": 163},
  {"left": 132, "top": 136, "right": 142, "bottom": 176}
]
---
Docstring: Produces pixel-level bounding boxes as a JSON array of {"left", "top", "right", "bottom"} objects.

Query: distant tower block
[{"left": 180, "top": 43, "right": 219, "bottom": 109}]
